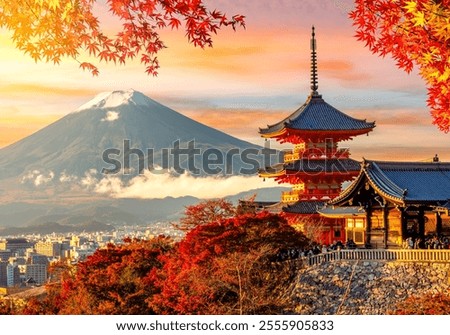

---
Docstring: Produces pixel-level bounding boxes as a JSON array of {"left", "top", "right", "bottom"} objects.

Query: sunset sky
[{"left": 0, "top": 0, "right": 449, "bottom": 162}]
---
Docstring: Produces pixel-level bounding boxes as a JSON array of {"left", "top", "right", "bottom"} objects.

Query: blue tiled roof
[
  {"left": 332, "top": 160, "right": 450, "bottom": 205},
  {"left": 260, "top": 95, "right": 375, "bottom": 134},
  {"left": 366, "top": 161, "right": 450, "bottom": 203}
]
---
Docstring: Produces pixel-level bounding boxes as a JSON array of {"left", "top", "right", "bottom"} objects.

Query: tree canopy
[
  {"left": 3, "top": 201, "right": 310, "bottom": 315},
  {"left": 350, "top": 0, "right": 450, "bottom": 132},
  {"left": 175, "top": 198, "right": 236, "bottom": 231},
  {"left": 0, "top": 0, "right": 245, "bottom": 76},
  {"left": 150, "top": 210, "right": 310, "bottom": 314}
]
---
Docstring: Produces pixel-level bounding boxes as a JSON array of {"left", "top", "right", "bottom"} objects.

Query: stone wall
[{"left": 288, "top": 261, "right": 450, "bottom": 315}]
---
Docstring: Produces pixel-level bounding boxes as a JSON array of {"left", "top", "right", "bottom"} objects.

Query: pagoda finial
[{"left": 310, "top": 25, "right": 319, "bottom": 96}]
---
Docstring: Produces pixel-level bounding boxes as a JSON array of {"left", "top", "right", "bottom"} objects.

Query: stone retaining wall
[{"left": 288, "top": 261, "right": 450, "bottom": 314}]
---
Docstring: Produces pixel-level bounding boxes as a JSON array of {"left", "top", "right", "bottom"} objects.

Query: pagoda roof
[
  {"left": 283, "top": 200, "right": 326, "bottom": 214},
  {"left": 331, "top": 160, "right": 450, "bottom": 206},
  {"left": 259, "top": 27, "right": 375, "bottom": 141},
  {"left": 259, "top": 94, "right": 375, "bottom": 137},
  {"left": 260, "top": 158, "right": 361, "bottom": 177}
]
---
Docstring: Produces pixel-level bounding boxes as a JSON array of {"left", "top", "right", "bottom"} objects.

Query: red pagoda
[{"left": 258, "top": 27, "right": 375, "bottom": 244}]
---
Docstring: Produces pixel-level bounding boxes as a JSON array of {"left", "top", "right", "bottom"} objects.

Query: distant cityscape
[{"left": 0, "top": 222, "right": 182, "bottom": 293}]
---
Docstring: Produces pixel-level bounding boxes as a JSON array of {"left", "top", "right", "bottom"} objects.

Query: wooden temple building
[
  {"left": 320, "top": 159, "right": 450, "bottom": 248},
  {"left": 257, "top": 27, "right": 375, "bottom": 244}
]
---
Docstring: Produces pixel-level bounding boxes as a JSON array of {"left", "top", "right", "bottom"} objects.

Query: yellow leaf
[
  {"left": 422, "top": 52, "right": 433, "bottom": 65},
  {"left": 438, "top": 68, "right": 450, "bottom": 83},
  {"left": 61, "top": 1, "right": 73, "bottom": 22},
  {"left": 429, "top": 70, "right": 440, "bottom": 79},
  {"left": 412, "top": 11, "right": 425, "bottom": 27},
  {"left": 404, "top": 1, "right": 417, "bottom": 14},
  {"left": 45, "top": 0, "right": 60, "bottom": 10}
]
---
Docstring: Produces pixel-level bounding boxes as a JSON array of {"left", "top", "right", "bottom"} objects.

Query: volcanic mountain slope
[{"left": 0, "top": 89, "right": 266, "bottom": 183}]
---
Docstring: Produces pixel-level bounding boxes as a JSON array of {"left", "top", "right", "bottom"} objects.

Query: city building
[
  {"left": 28, "top": 253, "right": 49, "bottom": 266},
  {"left": 35, "top": 240, "right": 62, "bottom": 258},
  {"left": 0, "top": 238, "right": 34, "bottom": 255},
  {"left": 0, "top": 261, "right": 7, "bottom": 287},
  {"left": 25, "top": 264, "right": 47, "bottom": 285},
  {"left": 6, "top": 263, "right": 21, "bottom": 287},
  {"left": 0, "top": 250, "right": 13, "bottom": 261}
]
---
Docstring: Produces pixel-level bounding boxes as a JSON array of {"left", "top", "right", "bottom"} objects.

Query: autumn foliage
[
  {"left": 5, "top": 200, "right": 309, "bottom": 315},
  {"left": 0, "top": 0, "right": 245, "bottom": 75},
  {"left": 390, "top": 292, "right": 450, "bottom": 314},
  {"left": 350, "top": 0, "right": 450, "bottom": 132},
  {"left": 175, "top": 198, "right": 236, "bottom": 231},
  {"left": 151, "top": 210, "right": 309, "bottom": 314},
  {"left": 22, "top": 236, "right": 173, "bottom": 314}
]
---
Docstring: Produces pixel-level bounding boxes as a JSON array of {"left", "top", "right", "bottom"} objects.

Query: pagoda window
[
  {"left": 347, "top": 219, "right": 354, "bottom": 228},
  {"left": 355, "top": 219, "right": 364, "bottom": 228},
  {"left": 346, "top": 218, "right": 365, "bottom": 228}
]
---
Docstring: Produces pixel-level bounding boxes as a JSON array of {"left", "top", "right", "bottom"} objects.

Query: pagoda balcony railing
[
  {"left": 281, "top": 190, "right": 304, "bottom": 203},
  {"left": 283, "top": 148, "right": 350, "bottom": 163},
  {"left": 281, "top": 189, "right": 340, "bottom": 202},
  {"left": 284, "top": 151, "right": 302, "bottom": 163}
]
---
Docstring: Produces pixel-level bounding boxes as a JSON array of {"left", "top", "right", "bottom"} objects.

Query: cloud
[
  {"left": 101, "top": 111, "right": 120, "bottom": 122},
  {"left": 26, "top": 168, "right": 275, "bottom": 199},
  {"left": 80, "top": 169, "right": 99, "bottom": 188},
  {"left": 21, "top": 170, "right": 55, "bottom": 186},
  {"left": 59, "top": 171, "right": 79, "bottom": 183},
  {"left": 90, "top": 170, "right": 279, "bottom": 199}
]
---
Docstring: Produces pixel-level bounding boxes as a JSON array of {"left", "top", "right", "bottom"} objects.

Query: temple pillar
[
  {"left": 383, "top": 206, "right": 389, "bottom": 249},
  {"left": 418, "top": 208, "right": 425, "bottom": 243},
  {"left": 365, "top": 204, "right": 372, "bottom": 247},
  {"left": 400, "top": 207, "right": 407, "bottom": 242},
  {"left": 436, "top": 212, "right": 443, "bottom": 236}
]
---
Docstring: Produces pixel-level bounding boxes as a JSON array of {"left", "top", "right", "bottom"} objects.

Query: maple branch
[
  {"left": 22, "top": 0, "right": 81, "bottom": 63},
  {"left": 351, "top": 0, "right": 450, "bottom": 132},
  {"left": 1, "top": 0, "right": 245, "bottom": 76}
]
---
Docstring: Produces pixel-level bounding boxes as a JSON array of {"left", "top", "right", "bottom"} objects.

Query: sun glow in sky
[{"left": 0, "top": 0, "right": 448, "bottom": 161}]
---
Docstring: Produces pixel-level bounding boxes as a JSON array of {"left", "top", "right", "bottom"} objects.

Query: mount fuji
[
  {"left": 0, "top": 90, "right": 268, "bottom": 183},
  {"left": 0, "top": 90, "right": 285, "bottom": 229}
]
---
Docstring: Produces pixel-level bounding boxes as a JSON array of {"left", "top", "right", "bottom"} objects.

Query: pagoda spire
[{"left": 310, "top": 26, "right": 319, "bottom": 96}]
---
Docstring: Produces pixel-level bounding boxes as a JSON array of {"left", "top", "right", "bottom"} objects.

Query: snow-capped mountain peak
[
  {"left": 74, "top": 89, "right": 151, "bottom": 112},
  {"left": 0, "top": 90, "right": 264, "bottom": 181}
]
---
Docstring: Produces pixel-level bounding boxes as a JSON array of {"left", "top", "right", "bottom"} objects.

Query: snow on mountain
[{"left": 74, "top": 89, "right": 152, "bottom": 112}]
